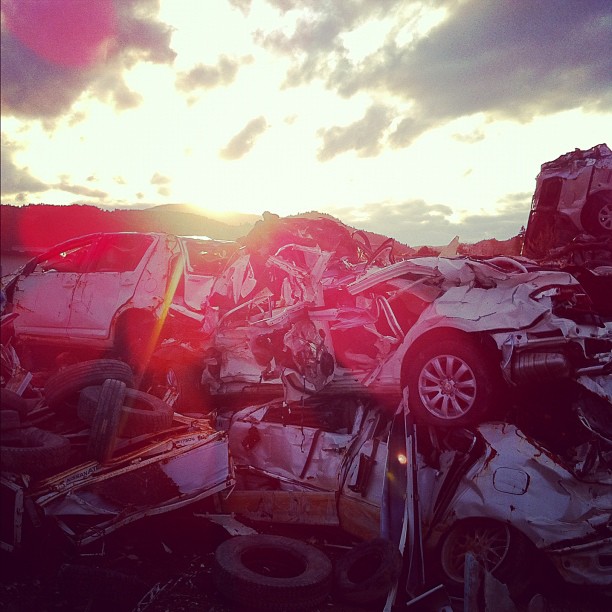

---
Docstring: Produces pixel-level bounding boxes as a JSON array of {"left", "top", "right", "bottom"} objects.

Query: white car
[
  {"left": 200, "top": 245, "right": 612, "bottom": 427},
  {"left": 1, "top": 232, "right": 237, "bottom": 372}
]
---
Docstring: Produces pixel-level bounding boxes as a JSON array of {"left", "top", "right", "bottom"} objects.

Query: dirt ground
[
  {"left": 1, "top": 503, "right": 610, "bottom": 612},
  {"left": 0, "top": 505, "right": 378, "bottom": 612}
]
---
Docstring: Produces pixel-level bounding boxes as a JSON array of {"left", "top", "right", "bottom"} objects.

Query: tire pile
[{"left": 1, "top": 359, "right": 175, "bottom": 476}]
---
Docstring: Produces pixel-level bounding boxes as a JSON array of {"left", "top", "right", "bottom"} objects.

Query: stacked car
[{"left": 1, "top": 194, "right": 611, "bottom": 607}]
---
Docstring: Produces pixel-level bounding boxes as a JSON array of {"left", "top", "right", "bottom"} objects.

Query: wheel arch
[
  {"left": 111, "top": 307, "right": 158, "bottom": 346},
  {"left": 581, "top": 189, "right": 612, "bottom": 235},
  {"left": 399, "top": 327, "right": 500, "bottom": 388}
]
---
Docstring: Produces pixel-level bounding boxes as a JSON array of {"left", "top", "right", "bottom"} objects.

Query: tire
[
  {"left": 1, "top": 426, "right": 70, "bottom": 475},
  {"left": 213, "top": 534, "right": 333, "bottom": 611},
  {"left": 404, "top": 333, "right": 499, "bottom": 427},
  {"left": 78, "top": 386, "right": 174, "bottom": 437},
  {"left": 438, "top": 519, "right": 534, "bottom": 600},
  {"left": 44, "top": 359, "right": 134, "bottom": 414},
  {"left": 583, "top": 191, "right": 612, "bottom": 236},
  {"left": 0, "top": 388, "right": 29, "bottom": 418},
  {"left": 87, "top": 379, "right": 126, "bottom": 463},
  {"left": 334, "top": 538, "right": 402, "bottom": 606}
]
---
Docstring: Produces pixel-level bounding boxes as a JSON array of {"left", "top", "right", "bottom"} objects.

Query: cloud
[
  {"left": 1, "top": 0, "right": 176, "bottom": 122},
  {"left": 151, "top": 172, "right": 171, "bottom": 196},
  {"left": 151, "top": 172, "right": 171, "bottom": 185},
  {"left": 347, "top": 2, "right": 611, "bottom": 120},
  {"left": 332, "top": 192, "right": 530, "bottom": 246},
  {"left": 52, "top": 181, "right": 108, "bottom": 198},
  {"left": 452, "top": 128, "right": 486, "bottom": 145},
  {"left": 1, "top": 135, "right": 48, "bottom": 196},
  {"left": 228, "top": 0, "right": 252, "bottom": 17},
  {"left": 176, "top": 55, "right": 253, "bottom": 93},
  {"left": 220, "top": 116, "right": 268, "bottom": 160},
  {"left": 255, "top": 1, "right": 611, "bottom": 149},
  {"left": 1, "top": 136, "right": 113, "bottom": 202},
  {"left": 317, "top": 104, "right": 393, "bottom": 160}
]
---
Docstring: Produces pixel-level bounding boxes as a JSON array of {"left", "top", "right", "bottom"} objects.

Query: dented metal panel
[
  {"left": 427, "top": 422, "right": 612, "bottom": 586},
  {"left": 2, "top": 421, "right": 233, "bottom": 551}
]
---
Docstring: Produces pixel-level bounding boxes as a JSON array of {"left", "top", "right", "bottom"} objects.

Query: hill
[
  {"left": 0, "top": 204, "right": 253, "bottom": 254},
  {"left": 0, "top": 203, "right": 522, "bottom": 260}
]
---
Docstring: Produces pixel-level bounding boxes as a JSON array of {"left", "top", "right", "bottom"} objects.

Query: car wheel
[
  {"left": 44, "top": 359, "right": 134, "bottom": 415},
  {"left": 405, "top": 334, "right": 499, "bottom": 427},
  {"left": 333, "top": 538, "right": 402, "bottom": 606},
  {"left": 438, "top": 519, "right": 534, "bottom": 600},
  {"left": 86, "top": 379, "right": 126, "bottom": 463},
  {"left": 213, "top": 534, "right": 332, "bottom": 611},
  {"left": 0, "top": 426, "right": 71, "bottom": 475},
  {"left": 583, "top": 191, "right": 612, "bottom": 236},
  {"left": 78, "top": 385, "right": 174, "bottom": 437}
]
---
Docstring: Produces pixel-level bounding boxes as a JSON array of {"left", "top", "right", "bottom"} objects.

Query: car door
[
  {"left": 12, "top": 236, "right": 99, "bottom": 339},
  {"left": 177, "top": 237, "right": 237, "bottom": 312},
  {"left": 68, "top": 234, "right": 157, "bottom": 340}
]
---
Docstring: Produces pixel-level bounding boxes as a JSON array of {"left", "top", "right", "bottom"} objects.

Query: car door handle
[{"left": 62, "top": 279, "right": 76, "bottom": 288}]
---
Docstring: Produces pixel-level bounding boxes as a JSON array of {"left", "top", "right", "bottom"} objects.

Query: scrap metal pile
[{"left": 1, "top": 148, "right": 611, "bottom": 610}]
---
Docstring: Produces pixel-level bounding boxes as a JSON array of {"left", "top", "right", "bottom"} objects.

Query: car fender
[{"left": 430, "top": 423, "right": 612, "bottom": 552}]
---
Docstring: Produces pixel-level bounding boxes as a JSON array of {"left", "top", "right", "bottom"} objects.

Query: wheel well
[
  {"left": 581, "top": 189, "right": 612, "bottom": 229},
  {"left": 113, "top": 309, "right": 157, "bottom": 345},
  {"left": 400, "top": 328, "right": 500, "bottom": 387}
]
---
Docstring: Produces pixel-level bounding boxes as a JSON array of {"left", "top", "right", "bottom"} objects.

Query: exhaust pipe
[{"left": 511, "top": 352, "right": 572, "bottom": 384}]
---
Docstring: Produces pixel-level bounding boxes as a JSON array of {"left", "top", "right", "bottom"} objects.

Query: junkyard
[{"left": 1, "top": 145, "right": 611, "bottom": 611}]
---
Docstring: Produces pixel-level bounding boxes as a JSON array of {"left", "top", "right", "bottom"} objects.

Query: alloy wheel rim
[
  {"left": 418, "top": 354, "right": 477, "bottom": 419},
  {"left": 442, "top": 523, "right": 511, "bottom": 583}
]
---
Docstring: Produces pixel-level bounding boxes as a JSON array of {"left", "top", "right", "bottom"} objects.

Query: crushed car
[
  {"left": 220, "top": 375, "right": 612, "bottom": 606},
  {"left": 0, "top": 359, "right": 233, "bottom": 554},
  {"left": 191, "top": 215, "right": 611, "bottom": 428},
  {"left": 5, "top": 217, "right": 609, "bottom": 431},
  {"left": 522, "top": 142, "right": 612, "bottom": 260}
]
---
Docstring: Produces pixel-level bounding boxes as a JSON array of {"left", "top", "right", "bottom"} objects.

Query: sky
[{"left": 1, "top": 0, "right": 611, "bottom": 246}]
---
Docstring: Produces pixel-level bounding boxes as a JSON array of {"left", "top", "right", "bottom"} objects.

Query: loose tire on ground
[
  {"left": 44, "top": 359, "right": 134, "bottom": 414},
  {"left": 1, "top": 426, "right": 70, "bottom": 475},
  {"left": 86, "top": 379, "right": 126, "bottom": 463},
  {"left": 333, "top": 538, "right": 402, "bottom": 605},
  {"left": 78, "top": 385, "right": 174, "bottom": 437},
  {"left": 213, "top": 534, "right": 333, "bottom": 611}
]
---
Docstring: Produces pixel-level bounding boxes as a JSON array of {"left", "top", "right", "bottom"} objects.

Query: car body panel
[
  {"left": 1, "top": 417, "right": 233, "bottom": 551},
  {"left": 223, "top": 387, "right": 612, "bottom": 587},
  {"left": 523, "top": 143, "right": 612, "bottom": 258},
  {"left": 1, "top": 233, "right": 238, "bottom": 356},
  {"left": 425, "top": 422, "right": 612, "bottom": 586}
]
